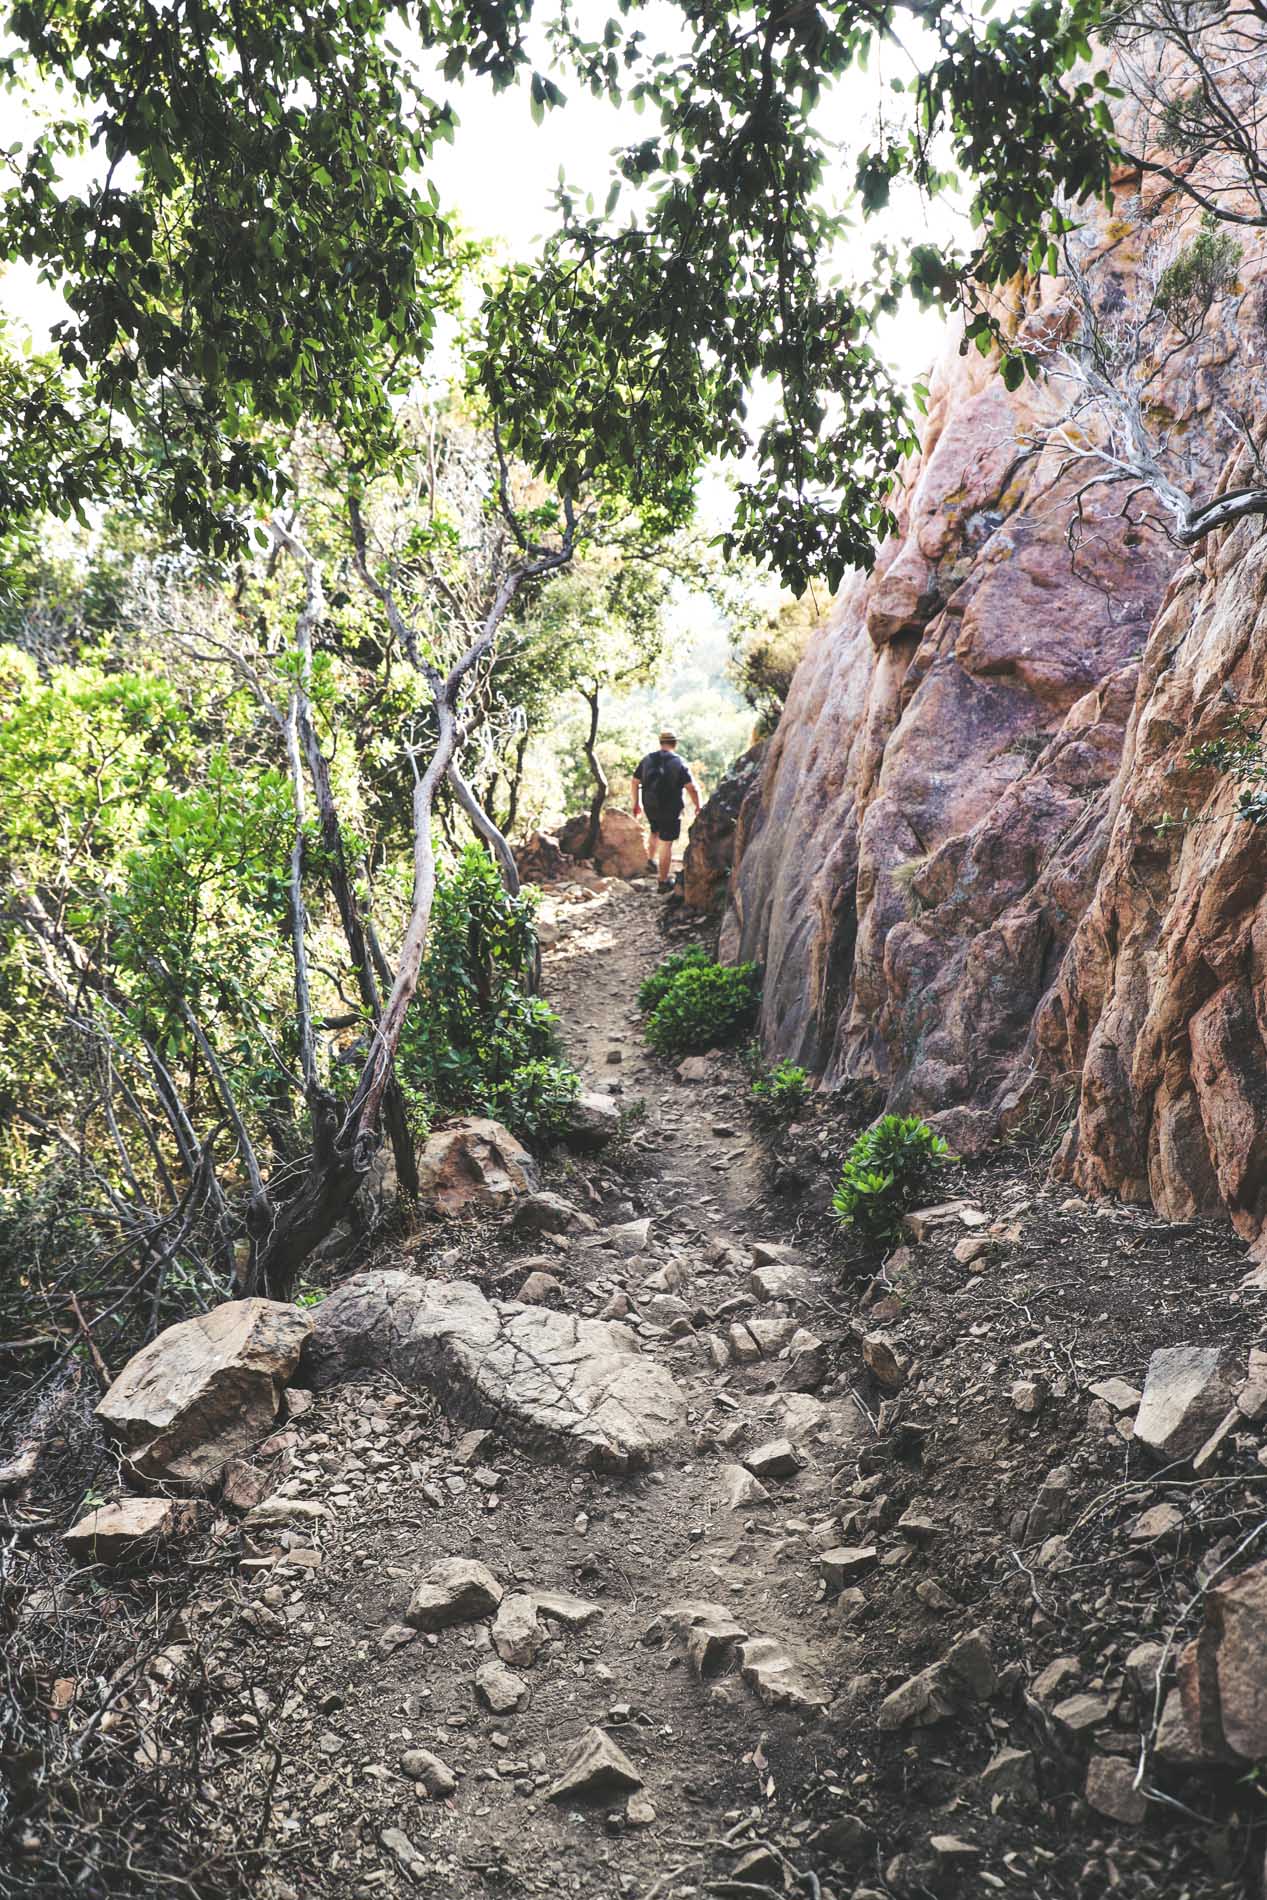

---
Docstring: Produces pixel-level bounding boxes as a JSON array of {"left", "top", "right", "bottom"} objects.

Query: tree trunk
[{"left": 581, "top": 687, "right": 607, "bottom": 859}]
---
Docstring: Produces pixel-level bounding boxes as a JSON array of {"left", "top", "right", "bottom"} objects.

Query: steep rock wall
[
  {"left": 1037, "top": 482, "right": 1267, "bottom": 1251},
  {"left": 725, "top": 184, "right": 1267, "bottom": 1172}
]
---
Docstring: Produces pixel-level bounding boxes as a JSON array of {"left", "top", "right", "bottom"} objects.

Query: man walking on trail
[{"left": 632, "top": 730, "right": 701, "bottom": 892}]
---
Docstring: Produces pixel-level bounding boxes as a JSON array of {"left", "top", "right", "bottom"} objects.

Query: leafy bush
[
  {"left": 831, "top": 1114, "right": 954, "bottom": 1246},
  {"left": 750, "top": 1057, "right": 811, "bottom": 1124},
  {"left": 637, "top": 941, "right": 712, "bottom": 1014},
  {"left": 643, "top": 959, "right": 761, "bottom": 1057},
  {"left": 398, "top": 845, "right": 579, "bottom": 1143}
]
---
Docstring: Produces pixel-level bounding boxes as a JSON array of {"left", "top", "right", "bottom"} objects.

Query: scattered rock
[
  {"left": 743, "top": 1438, "right": 804, "bottom": 1481},
  {"left": 492, "top": 1593, "right": 545, "bottom": 1666},
  {"left": 676, "top": 1056, "right": 713, "bottom": 1083},
  {"left": 738, "top": 1635, "right": 823, "bottom": 1712},
  {"left": 475, "top": 1659, "right": 529, "bottom": 1714},
  {"left": 510, "top": 1192, "right": 597, "bottom": 1239},
  {"left": 533, "top": 1589, "right": 603, "bottom": 1631},
  {"left": 626, "top": 1794, "right": 657, "bottom": 1827},
  {"left": 405, "top": 1558, "right": 503, "bottom": 1631},
  {"left": 1237, "top": 1346, "right": 1267, "bottom": 1421},
  {"left": 1088, "top": 1377, "right": 1142, "bottom": 1414},
  {"left": 1133, "top": 1344, "right": 1242, "bottom": 1461},
  {"left": 819, "top": 1547, "right": 878, "bottom": 1590},
  {"left": 878, "top": 1629, "right": 995, "bottom": 1730},
  {"left": 516, "top": 1271, "right": 563, "bottom": 1306},
  {"left": 96, "top": 1298, "right": 311, "bottom": 1486},
  {"left": 1208, "top": 1557, "right": 1267, "bottom": 1759},
  {"left": 381, "top": 1827, "right": 430, "bottom": 1883},
  {"left": 1011, "top": 1377, "right": 1045, "bottom": 1415},
  {"left": 1084, "top": 1755, "right": 1146, "bottom": 1825},
  {"left": 303, "top": 1272, "right": 686, "bottom": 1470},
  {"left": 1126, "top": 1501, "right": 1184, "bottom": 1544},
  {"left": 861, "top": 1334, "right": 907, "bottom": 1390},
  {"left": 400, "top": 1748, "right": 458, "bottom": 1797},
  {"left": 979, "top": 1747, "right": 1037, "bottom": 1804},
  {"left": 784, "top": 1330, "right": 828, "bottom": 1391},
  {"left": 557, "top": 807, "right": 653, "bottom": 879},
  {"left": 1052, "top": 1692, "right": 1110, "bottom": 1735},
  {"left": 902, "top": 1202, "right": 982, "bottom": 1242},
  {"left": 416, "top": 1117, "right": 539, "bottom": 1218},
  {"left": 562, "top": 1091, "right": 622, "bottom": 1152},
  {"left": 546, "top": 1727, "right": 643, "bottom": 1802},
  {"left": 63, "top": 1497, "right": 193, "bottom": 1563},
  {"left": 1031, "top": 1656, "right": 1081, "bottom": 1704},
  {"left": 720, "top": 1463, "right": 772, "bottom": 1511},
  {"left": 749, "top": 1260, "right": 814, "bottom": 1303}
]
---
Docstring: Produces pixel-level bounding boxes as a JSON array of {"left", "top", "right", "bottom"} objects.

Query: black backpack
[{"left": 639, "top": 750, "right": 683, "bottom": 813}]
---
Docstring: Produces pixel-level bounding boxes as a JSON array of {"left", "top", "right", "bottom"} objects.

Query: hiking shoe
[{"left": 657, "top": 876, "right": 676, "bottom": 894}]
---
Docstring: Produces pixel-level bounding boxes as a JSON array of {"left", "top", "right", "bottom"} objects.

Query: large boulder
[
  {"left": 416, "top": 1117, "right": 539, "bottom": 1218},
  {"left": 682, "top": 742, "right": 765, "bottom": 913},
  {"left": 96, "top": 1299, "right": 311, "bottom": 1485},
  {"left": 302, "top": 1271, "right": 686, "bottom": 1470},
  {"left": 558, "top": 807, "right": 654, "bottom": 879}
]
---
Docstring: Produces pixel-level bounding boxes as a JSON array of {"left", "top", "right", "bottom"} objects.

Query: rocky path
[
  {"left": 21, "top": 883, "right": 1267, "bottom": 1900},
  {"left": 188, "top": 884, "right": 857, "bottom": 1899}
]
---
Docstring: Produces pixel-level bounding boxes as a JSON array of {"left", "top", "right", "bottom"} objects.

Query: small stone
[
  {"left": 930, "top": 1835, "right": 979, "bottom": 1861},
  {"left": 517, "top": 1271, "right": 563, "bottom": 1305},
  {"left": 476, "top": 1660, "right": 529, "bottom": 1714},
  {"left": 381, "top": 1827, "right": 429, "bottom": 1884},
  {"left": 377, "top": 1623, "right": 417, "bottom": 1653},
  {"left": 1088, "top": 1377, "right": 1142, "bottom": 1414},
  {"left": 953, "top": 1236, "right": 990, "bottom": 1266},
  {"left": 979, "top": 1747, "right": 1036, "bottom": 1803},
  {"left": 749, "top": 1261, "right": 814, "bottom": 1303},
  {"left": 720, "top": 1463, "right": 771, "bottom": 1511},
  {"left": 400, "top": 1748, "right": 457, "bottom": 1797},
  {"left": 1032, "top": 1656, "right": 1081, "bottom": 1703},
  {"left": 1237, "top": 1346, "right": 1267, "bottom": 1420},
  {"left": 861, "top": 1334, "right": 907, "bottom": 1390},
  {"left": 1127, "top": 1501, "right": 1184, "bottom": 1544},
  {"left": 533, "top": 1590, "right": 604, "bottom": 1631},
  {"left": 737, "top": 1635, "right": 823, "bottom": 1712},
  {"left": 626, "top": 1794, "right": 657, "bottom": 1827},
  {"left": 492, "top": 1593, "right": 545, "bottom": 1667},
  {"left": 1084, "top": 1755, "right": 1146, "bottom": 1825},
  {"left": 243, "top": 1496, "right": 328, "bottom": 1528},
  {"left": 819, "top": 1546, "right": 878, "bottom": 1590},
  {"left": 902, "top": 1201, "right": 979, "bottom": 1242},
  {"left": 1011, "top": 1378, "right": 1045, "bottom": 1415},
  {"left": 546, "top": 1727, "right": 642, "bottom": 1802},
  {"left": 784, "top": 1330, "right": 828, "bottom": 1392},
  {"left": 743, "top": 1437, "right": 804, "bottom": 1480},
  {"left": 406, "top": 1559, "right": 503, "bottom": 1632},
  {"left": 1052, "top": 1692, "right": 1110, "bottom": 1735}
]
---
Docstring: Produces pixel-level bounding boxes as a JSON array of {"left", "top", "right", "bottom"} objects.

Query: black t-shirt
[{"left": 635, "top": 749, "right": 692, "bottom": 816}]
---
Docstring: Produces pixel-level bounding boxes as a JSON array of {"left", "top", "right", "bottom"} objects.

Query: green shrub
[
  {"left": 637, "top": 941, "right": 712, "bottom": 1014},
  {"left": 644, "top": 960, "right": 761, "bottom": 1057},
  {"left": 831, "top": 1114, "right": 954, "bottom": 1246},
  {"left": 398, "top": 845, "right": 579, "bottom": 1144},
  {"left": 750, "top": 1057, "right": 811, "bottom": 1124},
  {"left": 489, "top": 1057, "right": 580, "bottom": 1146}
]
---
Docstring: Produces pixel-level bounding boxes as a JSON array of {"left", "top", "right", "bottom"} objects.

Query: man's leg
[{"left": 657, "top": 834, "right": 673, "bottom": 883}]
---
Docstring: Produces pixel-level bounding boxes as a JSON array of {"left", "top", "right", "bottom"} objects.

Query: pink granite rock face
[
  {"left": 725, "top": 184, "right": 1267, "bottom": 1211},
  {"left": 1037, "top": 466, "right": 1267, "bottom": 1247}
]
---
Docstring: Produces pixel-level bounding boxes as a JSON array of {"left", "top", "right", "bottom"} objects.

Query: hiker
[{"left": 632, "top": 730, "right": 701, "bottom": 892}]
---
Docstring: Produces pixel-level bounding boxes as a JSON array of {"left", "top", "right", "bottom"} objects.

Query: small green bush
[
  {"left": 831, "top": 1114, "right": 954, "bottom": 1246},
  {"left": 637, "top": 942, "right": 712, "bottom": 1014},
  {"left": 644, "top": 960, "right": 761, "bottom": 1057},
  {"left": 489, "top": 1057, "right": 580, "bottom": 1146},
  {"left": 750, "top": 1057, "right": 811, "bottom": 1124}
]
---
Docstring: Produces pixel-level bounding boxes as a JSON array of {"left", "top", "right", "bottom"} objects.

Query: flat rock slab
[
  {"left": 63, "top": 1497, "right": 196, "bottom": 1563},
  {"left": 303, "top": 1271, "right": 686, "bottom": 1470},
  {"left": 97, "top": 1298, "right": 311, "bottom": 1486}
]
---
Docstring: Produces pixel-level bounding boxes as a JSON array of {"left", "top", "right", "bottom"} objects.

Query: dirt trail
[
  {"left": 19, "top": 883, "right": 1265, "bottom": 1900},
  {"left": 201, "top": 884, "right": 850, "bottom": 1900}
]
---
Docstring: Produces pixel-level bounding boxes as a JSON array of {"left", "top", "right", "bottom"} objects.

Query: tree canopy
[{"left": 1, "top": 0, "right": 1121, "bottom": 587}]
